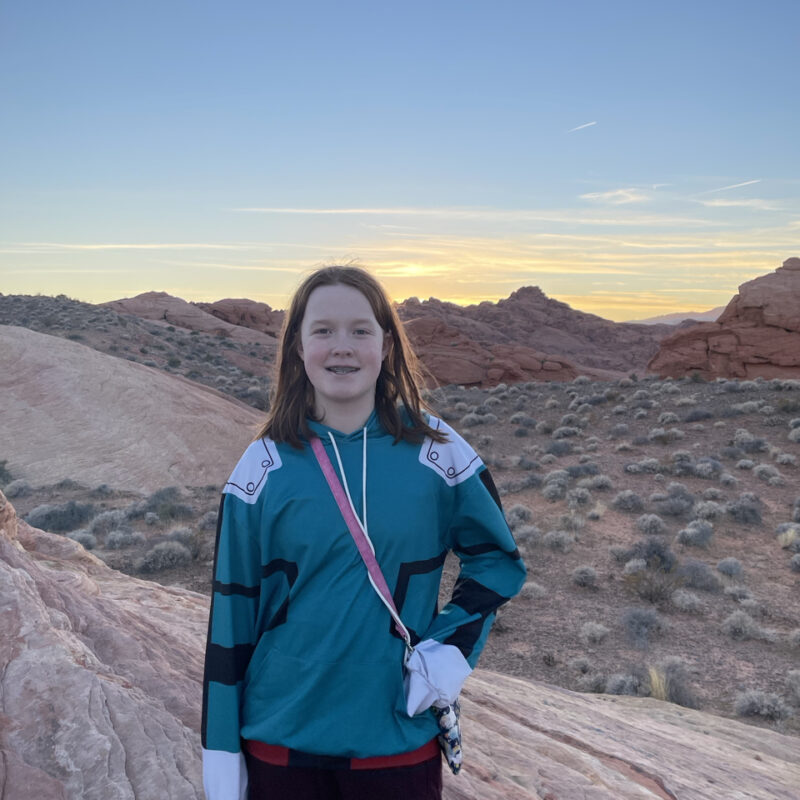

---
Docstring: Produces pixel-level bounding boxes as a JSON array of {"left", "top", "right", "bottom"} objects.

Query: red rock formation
[
  {"left": 396, "top": 288, "right": 672, "bottom": 376},
  {"left": 405, "top": 317, "right": 577, "bottom": 387},
  {"left": 649, "top": 258, "right": 800, "bottom": 379},
  {"left": 194, "top": 298, "right": 284, "bottom": 338}
]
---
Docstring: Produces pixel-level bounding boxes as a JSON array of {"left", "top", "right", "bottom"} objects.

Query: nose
[{"left": 331, "top": 332, "right": 353, "bottom": 354}]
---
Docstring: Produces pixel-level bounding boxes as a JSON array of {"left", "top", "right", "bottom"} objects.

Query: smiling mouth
[{"left": 326, "top": 366, "right": 359, "bottom": 374}]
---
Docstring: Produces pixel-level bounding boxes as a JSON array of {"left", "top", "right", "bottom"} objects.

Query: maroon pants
[{"left": 244, "top": 750, "right": 442, "bottom": 800}]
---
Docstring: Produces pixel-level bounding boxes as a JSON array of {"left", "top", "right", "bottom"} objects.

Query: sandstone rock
[
  {"left": 0, "top": 491, "right": 207, "bottom": 799},
  {"left": 101, "top": 292, "right": 276, "bottom": 347},
  {"left": 649, "top": 258, "right": 800, "bottom": 379},
  {"left": 404, "top": 317, "right": 577, "bottom": 387},
  {"left": 193, "top": 298, "right": 284, "bottom": 338},
  {"left": 0, "top": 326, "right": 263, "bottom": 491},
  {"left": 2, "top": 493, "right": 799, "bottom": 800},
  {"left": 397, "top": 288, "right": 673, "bottom": 376}
]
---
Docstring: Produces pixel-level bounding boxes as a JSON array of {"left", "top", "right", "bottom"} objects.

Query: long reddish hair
[{"left": 257, "top": 265, "right": 447, "bottom": 448}]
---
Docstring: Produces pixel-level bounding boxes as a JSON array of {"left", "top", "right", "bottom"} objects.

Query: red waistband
[{"left": 244, "top": 737, "right": 440, "bottom": 770}]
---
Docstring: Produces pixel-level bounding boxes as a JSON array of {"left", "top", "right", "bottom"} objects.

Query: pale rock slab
[
  {"left": 2, "top": 493, "right": 799, "bottom": 800},
  {"left": 0, "top": 325, "right": 262, "bottom": 490}
]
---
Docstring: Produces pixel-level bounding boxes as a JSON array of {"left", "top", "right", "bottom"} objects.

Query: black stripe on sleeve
[
  {"left": 203, "top": 642, "right": 256, "bottom": 686},
  {"left": 213, "top": 580, "right": 259, "bottom": 597},
  {"left": 443, "top": 617, "right": 485, "bottom": 659},
  {"left": 450, "top": 576, "right": 508, "bottom": 617},
  {"left": 459, "top": 542, "right": 522, "bottom": 559},
  {"left": 479, "top": 468, "right": 503, "bottom": 510}
]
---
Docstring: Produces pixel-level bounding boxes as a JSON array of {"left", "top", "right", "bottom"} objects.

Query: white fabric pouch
[{"left": 403, "top": 638, "right": 473, "bottom": 717}]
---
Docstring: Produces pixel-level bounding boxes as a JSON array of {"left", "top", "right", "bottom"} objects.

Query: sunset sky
[{"left": 2, "top": 0, "right": 798, "bottom": 321}]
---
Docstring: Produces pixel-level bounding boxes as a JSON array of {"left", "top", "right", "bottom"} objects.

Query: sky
[{"left": 1, "top": 0, "right": 798, "bottom": 321}]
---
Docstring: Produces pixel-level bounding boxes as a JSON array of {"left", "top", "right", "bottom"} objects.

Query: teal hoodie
[{"left": 201, "top": 411, "right": 525, "bottom": 761}]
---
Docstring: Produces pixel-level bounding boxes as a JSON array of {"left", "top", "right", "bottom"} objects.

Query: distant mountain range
[{"left": 625, "top": 307, "right": 725, "bottom": 325}]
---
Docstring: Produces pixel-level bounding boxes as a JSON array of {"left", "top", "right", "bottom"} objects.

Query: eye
[
  {"left": 313, "top": 327, "right": 331, "bottom": 335},
  {"left": 354, "top": 328, "right": 371, "bottom": 336}
]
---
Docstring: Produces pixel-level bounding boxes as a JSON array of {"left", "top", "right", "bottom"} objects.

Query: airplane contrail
[
  {"left": 567, "top": 121, "right": 597, "bottom": 133},
  {"left": 700, "top": 179, "right": 761, "bottom": 194}
]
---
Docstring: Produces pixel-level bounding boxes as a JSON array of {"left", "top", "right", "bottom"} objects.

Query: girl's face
[{"left": 298, "top": 283, "right": 390, "bottom": 424}]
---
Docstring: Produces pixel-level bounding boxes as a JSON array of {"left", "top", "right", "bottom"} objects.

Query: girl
[{"left": 201, "top": 266, "right": 526, "bottom": 800}]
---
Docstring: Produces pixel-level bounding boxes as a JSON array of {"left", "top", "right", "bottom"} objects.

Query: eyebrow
[{"left": 308, "top": 318, "right": 376, "bottom": 326}]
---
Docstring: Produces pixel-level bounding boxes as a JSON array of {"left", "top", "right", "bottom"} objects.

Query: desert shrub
[
  {"left": 552, "top": 426, "right": 580, "bottom": 440},
  {"left": 609, "top": 423, "right": 629, "bottom": 438},
  {"left": 775, "top": 452, "right": 797, "bottom": 466},
  {"left": 106, "top": 529, "right": 146, "bottom": 549},
  {"left": 676, "top": 519, "right": 713, "bottom": 548},
  {"left": 577, "top": 474, "right": 612, "bottom": 491},
  {"left": 566, "top": 462, "right": 599, "bottom": 478},
  {"left": 733, "top": 428, "right": 767, "bottom": 453},
  {"left": 579, "top": 621, "right": 609, "bottom": 645},
  {"left": 0, "top": 460, "right": 12, "bottom": 485},
  {"left": 702, "top": 487, "right": 723, "bottom": 500},
  {"left": 721, "top": 610, "right": 766, "bottom": 641},
  {"left": 621, "top": 607, "right": 665, "bottom": 648},
  {"left": 520, "top": 580, "right": 546, "bottom": 600},
  {"left": 136, "top": 541, "right": 192, "bottom": 573},
  {"left": 129, "top": 486, "right": 194, "bottom": 521},
  {"left": 623, "top": 558, "right": 647, "bottom": 576},
  {"left": 167, "top": 526, "right": 200, "bottom": 557},
  {"left": 671, "top": 588, "right": 705, "bottom": 614},
  {"left": 198, "top": 510, "right": 218, "bottom": 531},
  {"left": 790, "top": 554, "right": 800, "bottom": 573},
  {"left": 788, "top": 428, "right": 800, "bottom": 443},
  {"left": 543, "top": 530, "right": 574, "bottom": 552},
  {"left": 570, "top": 656, "right": 592, "bottom": 674},
  {"left": 736, "top": 459, "right": 755, "bottom": 470},
  {"left": 89, "top": 509, "right": 128, "bottom": 535},
  {"left": 716, "top": 557, "right": 743, "bottom": 578},
  {"left": 625, "top": 457, "right": 664, "bottom": 475},
  {"left": 578, "top": 673, "right": 608, "bottom": 693},
  {"left": 693, "top": 457, "right": 723, "bottom": 479},
  {"left": 784, "top": 670, "right": 800, "bottom": 705},
  {"left": 633, "top": 409, "right": 648, "bottom": 420},
  {"left": 505, "top": 504, "right": 532, "bottom": 529},
  {"left": 635, "top": 514, "right": 666, "bottom": 536},
  {"left": 734, "top": 691, "right": 792, "bottom": 721},
  {"left": 25, "top": 501, "right": 95, "bottom": 533},
  {"left": 627, "top": 536, "right": 678, "bottom": 573},
  {"left": 650, "top": 482, "right": 695, "bottom": 517},
  {"left": 509, "top": 412, "right": 536, "bottom": 427},
  {"left": 514, "top": 524, "right": 541, "bottom": 545},
  {"left": 684, "top": 408, "right": 713, "bottom": 422},
  {"left": 572, "top": 565, "right": 598, "bottom": 589},
  {"left": 657, "top": 411, "right": 679, "bottom": 425},
  {"left": 67, "top": 530, "right": 97, "bottom": 549},
  {"left": 719, "top": 472, "right": 738, "bottom": 487},
  {"left": 536, "top": 421, "right": 555, "bottom": 435},
  {"left": 546, "top": 440, "right": 573, "bottom": 456},
  {"left": 647, "top": 427, "right": 685, "bottom": 444},
  {"left": 794, "top": 498, "right": 800, "bottom": 524},
  {"left": 606, "top": 670, "right": 648, "bottom": 696},
  {"left": 3, "top": 479, "right": 31, "bottom": 498},
  {"left": 677, "top": 559, "right": 721, "bottom": 592},
  {"left": 725, "top": 584, "right": 752, "bottom": 602},
  {"left": 754, "top": 463, "right": 784, "bottom": 485},
  {"left": 789, "top": 629, "right": 800, "bottom": 648},
  {"left": 612, "top": 490, "right": 644, "bottom": 513},
  {"left": 650, "top": 656, "right": 700, "bottom": 709},
  {"left": 566, "top": 488, "right": 592, "bottom": 509},
  {"left": 693, "top": 500, "right": 724, "bottom": 521},
  {"left": 726, "top": 492, "right": 763, "bottom": 525}
]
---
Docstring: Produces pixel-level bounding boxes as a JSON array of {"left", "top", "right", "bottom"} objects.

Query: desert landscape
[{"left": 2, "top": 258, "right": 800, "bottom": 799}]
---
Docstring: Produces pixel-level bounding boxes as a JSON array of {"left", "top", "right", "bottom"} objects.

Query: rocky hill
[
  {"left": 0, "top": 325, "right": 262, "bottom": 491},
  {"left": 649, "top": 258, "right": 800, "bottom": 379},
  {"left": 3, "top": 491, "right": 798, "bottom": 800},
  {"left": 395, "top": 287, "right": 674, "bottom": 377}
]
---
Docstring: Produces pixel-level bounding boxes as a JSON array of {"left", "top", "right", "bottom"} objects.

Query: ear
[{"left": 382, "top": 332, "right": 391, "bottom": 360}]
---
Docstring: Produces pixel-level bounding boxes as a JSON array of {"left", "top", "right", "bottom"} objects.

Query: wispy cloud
[
  {"left": 579, "top": 188, "right": 648, "bottom": 205},
  {"left": 566, "top": 121, "right": 597, "bottom": 133},
  {"left": 699, "top": 179, "right": 761, "bottom": 195},
  {"left": 697, "top": 198, "right": 784, "bottom": 211}
]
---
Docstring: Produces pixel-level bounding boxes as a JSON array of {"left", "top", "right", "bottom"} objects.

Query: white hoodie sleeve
[{"left": 202, "top": 748, "right": 248, "bottom": 800}]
